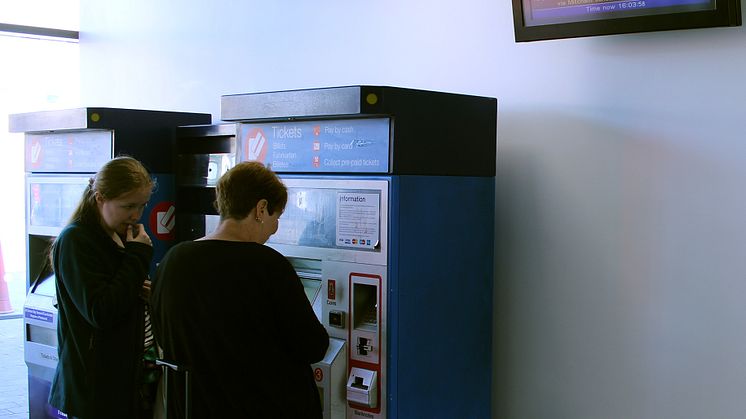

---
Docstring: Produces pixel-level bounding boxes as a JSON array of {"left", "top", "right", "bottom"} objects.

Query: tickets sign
[{"left": 237, "top": 118, "right": 390, "bottom": 173}]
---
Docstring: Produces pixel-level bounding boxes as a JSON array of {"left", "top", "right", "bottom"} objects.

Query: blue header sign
[
  {"left": 237, "top": 118, "right": 390, "bottom": 173},
  {"left": 25, "top": 131, "right": 113, "bottom": 173}
]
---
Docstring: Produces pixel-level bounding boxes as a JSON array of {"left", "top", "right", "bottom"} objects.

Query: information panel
[
  {"left": 237, "top": 118, "right": 390, "bottom": 173},
  {"left": 336, "top": 192, "right": 379, "bottom": 249}
]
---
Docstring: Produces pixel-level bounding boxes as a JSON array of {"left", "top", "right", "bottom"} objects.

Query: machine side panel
[
  {"left": 384, "top": 89, "right": 497, "bottom": 177},
  {"left": 389, "top": 175, "right": 494, "bottom": 419},
  {"left": 386, "top": 177, "right": 401, "bottom": 418}
]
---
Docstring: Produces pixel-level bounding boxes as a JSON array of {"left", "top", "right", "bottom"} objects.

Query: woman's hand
[{"left": 127, "top": 224, "right": 153, "bottom": 247}]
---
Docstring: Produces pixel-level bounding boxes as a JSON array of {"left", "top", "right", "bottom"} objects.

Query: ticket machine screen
[
  {"left": 300, "top": 277, "right": 322, "bottom": 303},
  {"left": 269, "top": 187, "right": 381, "bottom": 252}
]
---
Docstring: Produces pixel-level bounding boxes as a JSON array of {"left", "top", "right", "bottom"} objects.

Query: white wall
[
  {"left": 0, "top": 36, "right": 79, "bottom": 277},
  {"left": 79, "top": 0, "right": 746, "bottom": 417}
]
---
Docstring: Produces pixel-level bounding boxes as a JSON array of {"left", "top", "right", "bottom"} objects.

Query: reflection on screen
[{"left": 270, "top": 187, "right": 337, "bottom": 248}]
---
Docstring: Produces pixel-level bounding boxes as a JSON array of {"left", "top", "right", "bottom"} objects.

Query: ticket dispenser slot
[
  {"left": 346, "top": 367, "right": 378, "bottom": 408},
  {"left": 351, "top": 282, "right": 378, "bottom": 359},
  {"left": 348, "top": 274, "right": 381, "bottom": 411}
]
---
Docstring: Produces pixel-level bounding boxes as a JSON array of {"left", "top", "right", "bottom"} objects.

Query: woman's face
[
  {"left": 261, "top": 209, "right": 283, "bottom": 243},
  {"left": 254, "top": 202, "right": 284, "bottom": 244},
  {"left": 97, "top": 186, "right": 152, "bottom": 236}
]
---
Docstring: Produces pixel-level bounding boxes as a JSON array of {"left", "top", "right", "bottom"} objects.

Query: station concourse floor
[
  {"left": 0, "top": 318, "right": 28, "bottom": 419},
  {"left": 0, "top": 273, "right": 31, "bottom": 419}
]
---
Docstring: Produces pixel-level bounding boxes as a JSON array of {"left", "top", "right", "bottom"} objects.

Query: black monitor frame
[{"left": 512, "top": 0, "right": 741, "bottom": 42}]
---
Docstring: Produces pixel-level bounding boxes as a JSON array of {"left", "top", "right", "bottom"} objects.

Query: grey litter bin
[{"left": 24, "top": 274, "right": 64, "bottom": 419}]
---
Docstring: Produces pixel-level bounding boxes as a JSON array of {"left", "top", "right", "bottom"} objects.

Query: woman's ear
[
  {"left": 94, "top": 192, "right": 104, "bottom": 204},
  {"left": 256, "top": 199, "right": 268, "bottom": 216}
]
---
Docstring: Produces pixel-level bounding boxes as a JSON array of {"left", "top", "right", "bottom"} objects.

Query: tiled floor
[
  {"left": 0, "top": 317, "right": 28, "bottom": 419},
  {"left": 0, "top": 272, "right": 30, "bottom": 419}
]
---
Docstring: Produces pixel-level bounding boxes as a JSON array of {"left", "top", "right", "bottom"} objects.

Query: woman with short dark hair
[{"left": 151, "top": 161, "right": 329, "bottom": 418}]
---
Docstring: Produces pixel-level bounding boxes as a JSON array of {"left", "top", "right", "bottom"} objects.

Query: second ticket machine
[
  {"left": 10, "top": 107, "right": 211, "bottom": 419},
  {"left": 176, "top": 86, "right": 496, "bottom": 418}
]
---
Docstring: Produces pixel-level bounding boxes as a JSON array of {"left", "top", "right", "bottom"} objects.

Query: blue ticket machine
[
  {"left": 178, "top": 86, "right": 496, "bottom": 419},
  {"left": 10, "top": 107, "right": 211, "bottom": 419}
]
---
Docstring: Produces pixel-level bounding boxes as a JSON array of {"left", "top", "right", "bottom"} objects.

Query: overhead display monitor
[{"left": 512, "top": 0, "right": 741, "bottom": 41}]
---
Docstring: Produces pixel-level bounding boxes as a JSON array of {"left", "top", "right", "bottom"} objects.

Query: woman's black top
[
  {"left": 49, "top": 221, "right": 152, "bottom": 418},
  {"left": 150, "top": 240, "right": 330, "bottom": 419}
]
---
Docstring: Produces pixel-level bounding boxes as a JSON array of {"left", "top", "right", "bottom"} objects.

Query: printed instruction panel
[{"left": 336, "top": 192, "right": 379, "bottom": 249}]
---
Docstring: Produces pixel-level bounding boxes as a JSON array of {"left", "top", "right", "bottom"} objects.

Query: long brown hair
[
  {"left": 69, "top": 156, "right": 155, "bottom": 226},
  {"left": 48, "top": 156, "right": 155, "bottom": 269}
]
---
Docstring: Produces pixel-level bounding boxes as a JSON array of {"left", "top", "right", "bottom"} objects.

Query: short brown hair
[{"left": 214, "top": 161, "right": 287, "bottom": 220}]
